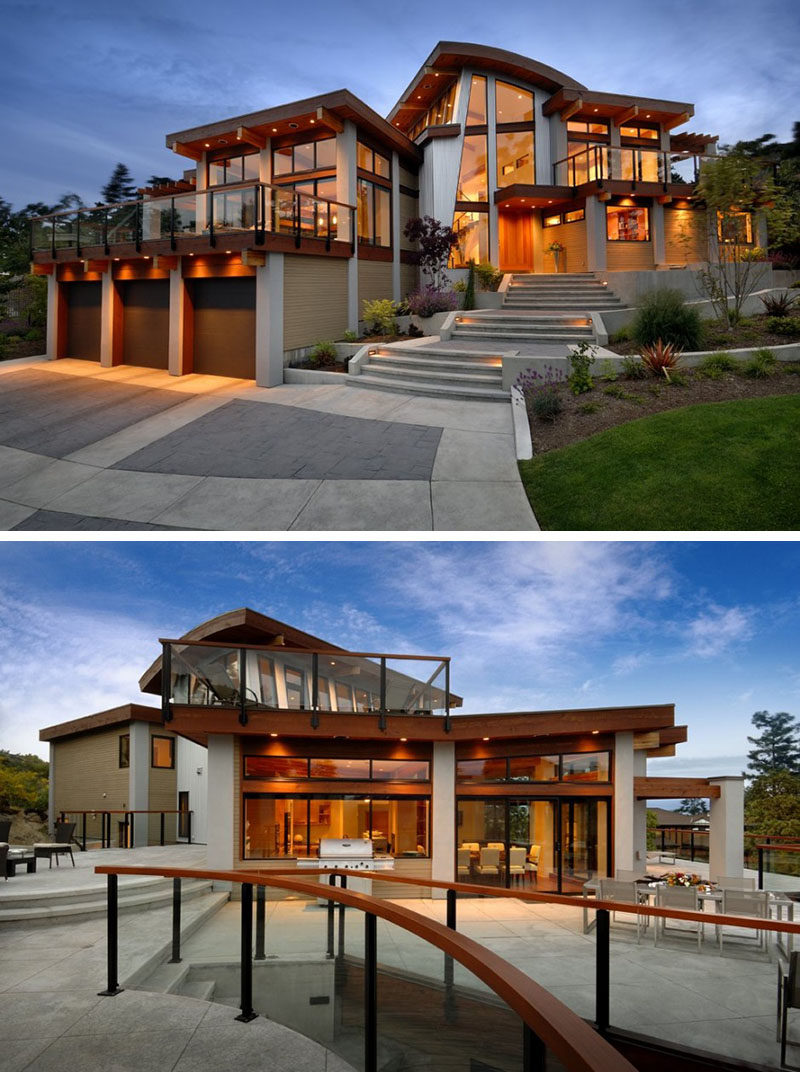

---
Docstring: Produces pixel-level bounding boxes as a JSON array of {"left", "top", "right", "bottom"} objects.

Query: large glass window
[
  {"left": 119, "top": 734, "right": 129, "bottom": 769},
  {"left": 567, "top": 119, "right": 610, "bottom": 137},
  {"left": 208, "top": 152, "right": 259, "bottom": 186},
  {"left": 284, "top": 665, "right": 306, "bottom": 708},
  {"left": 456, "top": 135, "right": 488, "bottom": 202},
  {"left": 357, "top": 142, "right": 390, "bottom": 179},
  {"left": 409, "top": 82, "right": 457, "bottom": 139},
  {"left": 451, "top": 210, "right": 488, "bottom": 267},
  {"left": 244, "top": 756, "right": 309, "bottom": 779},
  {"left": 272, "top": 138, "right": 336, "bottom": 177},
  {"left": 371, "top": 759, "right": 430, "bottom": 781},
  {"left": 561, "top": 752, "right": 611, "bottom": 782},
  {"left": 357, "top": 179, "right": 391, "bottom": 247},
  {"left": 466, "top": 74, "right": 487, "bottom": 125},
  {"left": 606, "top": 205, "right": 650, "bottom": 241},
  {"left": 496, "top": 81, "right": 534, "bottom": 123},
  {"left": 257, "top": 656, "right": 277, "bottom": 707},
  {"left": 456, "top": 758, "right": 507, "bottom": 782},
  {"left": 718, "top": 211, "right": 753, "bottom": 244},
  {"left": 151, "top": 735, "right": 174, "bottom": 769},
  {"left": 243, "top": 754, "right": 430, "bottom": 782},
  {"left": 496, "top": 130, "right": 534, "bottom": 187},
  {"left": 310, "top": 758, "right": 370, "bottom": 779},
  {"left": 508, "top": 755, "right": 559, "bottom": 782}
]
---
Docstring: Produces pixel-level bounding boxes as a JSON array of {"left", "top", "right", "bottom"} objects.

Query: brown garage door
[
  {"left": 65, "top": 282, "right": 101, "bottom": 361},
  {"left": 191, "top": 277, "right": 256, "bottom": 379},
  {"left": 121, "top": 280, "right": 170, "bottom": 369}
]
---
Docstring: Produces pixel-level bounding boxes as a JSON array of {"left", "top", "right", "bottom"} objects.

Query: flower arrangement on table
[
  {"left": 660, "top": 871, "right": 711, "bottom": 889},
  {"left": 547, "top": 241, "right": 565, "bottom": 253}
]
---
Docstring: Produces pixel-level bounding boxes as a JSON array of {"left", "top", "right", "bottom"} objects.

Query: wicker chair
[{"left": 33, "top": 821, "right": 76, "bottom": 868}]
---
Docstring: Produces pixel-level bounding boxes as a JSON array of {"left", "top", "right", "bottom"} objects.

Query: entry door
[
  {"left": 178, "top": 791, "right": 190, "bottom": 839},
  {"left": 498, "top": 212, "right": 533, "bottom": 273},
  {"left": 509, "top": 799, "right": 559, "bottom": 892},
  {"left": 560, "top": 799, "right": 610, "bottom": 893}
]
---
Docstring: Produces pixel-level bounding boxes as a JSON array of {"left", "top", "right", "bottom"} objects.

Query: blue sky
[
  {"left": 1, "top": 540, "right": 797, "bottom": 794},
  {"left": 1, "top": 0, "right": 798, "bottom": 209}
]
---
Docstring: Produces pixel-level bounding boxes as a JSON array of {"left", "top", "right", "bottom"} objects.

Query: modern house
[
  {"left": 40, "top": 608, "right": 743, "bottom": 892},
  {"left": 30, "top": 42, "right": 726, "bottom": 387}
]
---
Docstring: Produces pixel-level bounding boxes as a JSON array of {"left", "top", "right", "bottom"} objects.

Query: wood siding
[
  {"left": 665, "top": 208, "right": 707, "bottom": 264},
  {"left": 191, "top": 277, "right": 256, "bottom": 378},
  {"left": 400, "top": 263, "right": 418, "bottom": 299},
  {"left": 120, "top": 280, "right": 169, "bottom": 369},
  {"left": 283, "top": 255, "right": 348, "bottom": 350},
  {"left": 400, "top": 193, "right": 419, "bottom": 251},
  {"left": 53, "top": 729, "right": 129, "bottom": 815},
  {"left": 65, "top": 282, "right": 101, "bottom": 360},
  {"left": 358, "top": 260, "right": 394, "bottom": 307},
  {"left": 541, "top": 220, "right": 587, "bottom": 273},
  {"left": 607, "top": 240, "right": 654, "bottom": 271},
  {"left": 148, "top": 728, "right": 178, "bottom": 842}
]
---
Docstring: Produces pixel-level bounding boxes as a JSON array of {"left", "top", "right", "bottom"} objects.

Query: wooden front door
[{"left": 499, "top": 212, "right": 533, "bottom": 273}]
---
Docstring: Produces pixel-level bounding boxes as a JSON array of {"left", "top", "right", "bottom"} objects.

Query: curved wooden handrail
[
  {"left": 96, "top": 863, "right": 636, "bottom": 1072},
  {"left": 251, "top": 866, "right": 800, "bottom": 935},
  {"left": 60, "top": 809, "right": 190, "bottom": 815}
]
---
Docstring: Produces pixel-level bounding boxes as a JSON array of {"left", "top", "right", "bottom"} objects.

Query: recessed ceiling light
[
  {"left": 400, "top": 737, "right": 407, "bottom": 742},
  {"left": 270, "top": 733, "right": 278, "bottom": 738},
  {"left": 310, "top": 118, "right": 315, "bottom": 124},
  {"left": 592, "top": 730, "right": 599, "bottom": 735},
  {"left": 289, "top": 122, "right": 298, "bottom": 129},
  {"left": 423, "top": 83, "right": 432, "bottom": 89},
  {"left": 204, "top": 142, "right": 210, "bottom": 148},
  {"left": 272, "top": 127, "right": 278, "bottom": 133},
  {"left": 482, "top": 737, "right": 490, "bottom": 742}
]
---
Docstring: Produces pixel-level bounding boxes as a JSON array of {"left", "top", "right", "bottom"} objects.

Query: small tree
[
  {"left": 677, "top": 798, "right": 709, "bottom": 817},
  {"left": 695, "top": 151, "right": 773, "bottom": 328},
  {"left": 403, "top": 216, "right": 458, "bottom": 290},
  {"left": 746, "top": 710, "right": 800, "bottom": 777},
  {"left": 101, "top": 163, "right": 137, "bottom": 204},
  {"left": 463, "top": 262, "right": 476, "bottom": 310}
]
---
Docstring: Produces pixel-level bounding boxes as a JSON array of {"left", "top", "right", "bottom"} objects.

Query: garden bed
[
  {"left": 608, "top": 313, "right": 800, "bottom": 355},
  {"left": 523, "top": 364, "right": 800, "bottom": 456}
]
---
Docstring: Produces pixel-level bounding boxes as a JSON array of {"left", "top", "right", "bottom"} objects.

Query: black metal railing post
[
  {"left": 255, "top": 884, "right": 266, "bottom": 960},
  {"left": 444, "top": 660, "right": 451, "bottom": 732},
  {"left": 379, "top": 658, "right": 387, "bottom": 732},
  {"left": 170, "top": 197, "right": 176, "bottom": 251},
  {"left": 337, "top": 874, "right": 347, "bottom": 959},
  {"left": 236, "top": 883, "right": 258, "bottom": 1022},
  {"left": 758, "top": 846, "right": 764, "bottom": 890},
  {"left": 327, "top": 875, "right": 336, "bottom": 958},
  {"left": 522, "top": 1023, "right": 546, "bottom": 1072},
  {"left": 325, "top": 201, "right": 331, "bottom": 252},
  {"left": 82, "top": 812, "right": 87, "bottom": 852},
  {"left": 444, "top": 887, "right": 457, "bottom": 990},
  {"left": 690, "top": 829, "right": 695, "bottom": 862},
  {"left": 98, "top": 874, "right": 124, "bottom": 996},
  {"left": 162, "top": 642, "right": 172, "bottom": 722},
  {"left": 169, "top": 878, "right": 182, "bottom": 963},
  {"left": 446, "top": 888, "right": 457, "bottom": 930},
  {"left": 311, "top": 653, "right": 319, "bottom": 729},
  {"left": 128, "top": 812, "right": 134, "bottom": 849},
  {"left": 134, "top": 200, "right": 141, "bottom": 253},
  {"left": 209, "top": 190, "right": 216, "bottom": 248},
  {"left": 365, "top": 912, "right": 378, "bottom": 1072},
  {"left": 294, "top": 193, "right": 301, "bottom": 249},
  {"left": 160, "top": 812, "right": 165, "bottom": 846},
  {"left": 239, "top": 648, "right": 248, "bottom": 726},
  {"left": 187, "top": 811, "right": 192, "bottom": 845},
  {"left": 595, "top": 908, "right": 610, "bottom": 1032}
]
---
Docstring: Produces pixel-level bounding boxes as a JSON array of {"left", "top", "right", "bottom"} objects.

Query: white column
[
  {"left": 614, "top": 731, "right": 635, "bottom": 873},
  {"left": 128, "top": 721, "right": 150, "bottom": 847},
  {"left": 255, "top": 253, "right": 284, "bottom": 387},
  {"left": 99, "top": 269, "right": 116, "bottom": 368},
  {"left": 431, "top": 742, "right": 456, "bottom": 899},
  {"left": 487, "top": 77, "right": 500, "bottom": 268},
  {"left": 46, "top": 274, "right": 60, "bottom": 360},
  {"left": 207, "top": 735, "right": 235, "bottom": 878},
  {"left": 391, "top": 151, "right": 401, "bottom": 302},
  {"left": 168, "top": 265, "right": 189, "bottom": 376},
  {"left": 708, "top": 776, "right": 744, "bottom": 881},
  {"left": 651, "top": 201, "right": 666, "bottom": 266},
  {"left": 337, "top": 120, "right": 359, "bottom": 332},
  {"left": 585, "top": 196, "right": 607, "bottom": 272},
  {"left": 633, "top": 750, "right": 648, "bottom": 867},
  {"left": 48, "top": 742, "right": 55, "bottom": 835}
]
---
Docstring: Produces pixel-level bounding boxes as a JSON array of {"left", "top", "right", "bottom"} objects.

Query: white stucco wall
[{"left": 176, "top": 737, "right": 208, "bottom": 844}]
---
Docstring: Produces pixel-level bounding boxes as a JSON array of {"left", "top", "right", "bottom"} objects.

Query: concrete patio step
[
  {"left": 348, "top": 373, "right": 509, "bottom": 402},
  {"left": 0, "top": 876, "right": 217, "bottom": 921}
]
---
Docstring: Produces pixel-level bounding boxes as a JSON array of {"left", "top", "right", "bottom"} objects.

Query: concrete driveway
[{"left": 0, "top": 359, "right": 537, "bottom": 531}]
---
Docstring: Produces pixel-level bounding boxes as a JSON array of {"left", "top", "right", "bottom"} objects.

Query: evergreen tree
[
  {"left": 101, "top": 163, "right": 137, "bottom": 205},
  {"left": 746, "top": 710, "right": 800, "bottom": 777},
  {"left": 677, "top": 798, "right": 709, "bottom": 817}
]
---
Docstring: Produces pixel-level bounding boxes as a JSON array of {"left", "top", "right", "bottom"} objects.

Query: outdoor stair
[
  {"left": 0, "top": 874, "right": 220, "bottom": 922},
  {"left": 501, "top": 272, "right": 624, "bottom": 314},
  {"left": 452, "top": 312, "right": 594, "bottom": 343},
  {"left": 348, "top": 344, "right": 509, "bottom": 402}
]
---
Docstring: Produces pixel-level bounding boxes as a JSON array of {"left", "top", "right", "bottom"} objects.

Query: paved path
[{"left": 0, "top": 359, "right": 536, "bottom": 531}]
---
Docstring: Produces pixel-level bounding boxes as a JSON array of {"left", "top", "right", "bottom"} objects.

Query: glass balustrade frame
[{"left": 552, "top": 147, "right": 707, "bottom": 189}]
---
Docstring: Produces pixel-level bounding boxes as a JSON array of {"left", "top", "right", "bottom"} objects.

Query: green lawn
[{"left": 519, "top": 395, "right": 800, "bottom": 530}]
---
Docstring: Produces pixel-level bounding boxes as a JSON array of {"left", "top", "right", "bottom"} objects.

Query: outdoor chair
[
  {"left": 477, "top": 848, "right": 500, "bottom": 880},
  {"left": 526, "top": 844, "right": 540, "bottom": 884},
  {"left": 718, "top": 889, "right": 770, "bottom": 954},
  {"left": 0, "top": 843, "right": 8, "bottom": 880},
  {"left": 598, "top": 878, "right": 644, "bottom": 942},
  {"left": 33, "top": 821, "right": 76, "bottom": 868},
  {"left": 457, "top": 847, "right": 471, "bottom": 879},
  {"left": 508, "top": 846, "right": 527, "bottom": 885},
  {"left": 716, "top": 875, "right": 756, "bottom": 891},
  {"left": 0, "top": 819, "right": 10, "bottom": 843},
  {"left": 654, "top": 885, "right": 704, "bottom": 951},
  {"left": 778, "top": 950, "right": 800, "bottom": 1066}
]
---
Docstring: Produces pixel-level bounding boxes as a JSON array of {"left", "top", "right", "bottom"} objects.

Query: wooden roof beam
[
  {"left": 615, "top": 104, "right": 639, "bottom": 127},
  {"left": 561, "top": 97, "right": 584, "bottom": 121},
  {"left": 315, "top": 106, "right": 344, "bottom": 134},
  {"left": 663, "top": 110, "right": 691, "bottom": 131},
  {"left": 236, "top": 125, "right": 267, "bottom": 149},
  {"left": 634, "top": 776, "right": 721, "bottom": 800},
  {"left": 171, "top": 140, "right": 203, "bottom": 162}
]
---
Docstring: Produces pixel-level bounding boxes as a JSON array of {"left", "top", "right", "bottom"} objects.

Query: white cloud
[{"left": 686, "top": 604, "right": 753, "bottom": 658}]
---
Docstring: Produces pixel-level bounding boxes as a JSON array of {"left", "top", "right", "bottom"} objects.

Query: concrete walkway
[{"left": 0, "top": 358, "right": 537, "bottom": 531}]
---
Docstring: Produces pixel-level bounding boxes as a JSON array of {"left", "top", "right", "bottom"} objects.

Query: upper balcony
[
  {"left": 159, "top": 639, "right": 454, "bottom": 731},
  {"left": 30, "top": 182, "right": 356, "bottom": 264},
  {"left": 553, "top": 145, "right": 707, "bottom": 194}
]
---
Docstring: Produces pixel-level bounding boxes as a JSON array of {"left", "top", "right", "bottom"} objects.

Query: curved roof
[
  {"left": 139, "top": 607, "right": 347, "bottom": 696},
  {"left": 388, "top": 41, "right": 586, "bottom": 129}
]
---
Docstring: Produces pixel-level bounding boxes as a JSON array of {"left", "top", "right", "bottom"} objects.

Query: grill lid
[{"left": 318, "top": 837, "right": 375, "bottom": 859}]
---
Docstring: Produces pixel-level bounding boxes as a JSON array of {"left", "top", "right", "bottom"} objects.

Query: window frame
[
  {"left": 606, "top": 204, "right": 651, "bottom": 242},
  {"left": 150, "top": 734, "right": 175, "bottom": 770},
  {"left": 271, "top": 138, "right": 337, "bottom": 180},
  {"left": 119, "top": 733, "right": 130, "bottom": 769}
]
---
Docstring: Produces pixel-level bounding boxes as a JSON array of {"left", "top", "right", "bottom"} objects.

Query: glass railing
[
  {"left": 30, "top": 182, "right": 356, "bottom": 254},
  {"left": 553, "top": 147, "right": 706, "bottom": 188},
  {"left": 162, "top": 640, "right": 450, "bottom": 720}
]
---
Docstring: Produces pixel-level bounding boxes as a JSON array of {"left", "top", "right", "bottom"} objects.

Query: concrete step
[
  {"left": 0, "top": 877, "right": 216, "bottom": 922},
  {"left": 364, "top": 354, "right": 502, "bottom": 377},
  {"left": 457, "top": 314, "right": 591, "bottom": 327},
  {"left": 362, "top": 362, "right": 501, "bottom": 386},
  {"left": 511, "top": 273, "right": 595, "bottom": 280},
  {"left": 347, "top": 374, "right": 509, "bottom": 402},
  {"left": 454, "top": 321, "right": 593, "bottom": 336},
  {"left": 377, "top": 345, "right": 503, "bottom": 367},
  {"left": 503, "top": 300, "right": 621, "bottom": 310},
  {"left": 178, "top": 977, "right": 218, "bottom": 1002},
  {"left": 453, "top": 329, "right": 588, "bottom": 342}
]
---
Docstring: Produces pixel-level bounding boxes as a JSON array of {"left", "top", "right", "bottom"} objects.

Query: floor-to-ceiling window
[{"left": 451, "top": 75, "right": 489, "bottom": 268}]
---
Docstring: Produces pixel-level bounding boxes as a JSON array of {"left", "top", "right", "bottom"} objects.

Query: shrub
[
  {"left": 668, "top": 371, "right": 688, "bottom": 387},
  {"left": 578, "top": 401, "right": 601, "bottom": 415},
  {"left": 640, "top": 339, "right": 684, "bottom": 380},
  {"left": 362, "top": 298, "right": 399, "bottom": 335},
  {"left": 695, "top": 351, "right": 740, "bottom": 380},
  {"left": 474, "top": 262, "right": 503, "bottom": 291},
  {"left": 463, "top": 263, "right": 476, "bottom": 310},
  {"left": 631, "top": 288, "right": 702, "bottom": 351},
  {"left": 516, "top": 365, "right": 565, "bottom": 422},
  {"left": 766, "top": 316, "right": 800, "bottom": 336},
  {"left": 761, "top": 292, "right": 798, "bottom": 317},
  {"left": 784, "top": 362, "right": 800, "bottom": 374},
  {"left": 620, "top": 355, "right": 647, "bottom": 380},
  {"left": 453, "top": 280, "right": 467, "bottom": 293},
  {"left": 603, "top": 384, "right": 642, "bottom": 403},
  {"left": 609, "top": 324, "right": 632, "bottom": 344},
  {"left": 342, "top": 330, "right": 359, "bottom": 343},
  {"left": 309, "top": 340, "right": 338, "bottom": 367},
  {"left": 598, "top": 361, "right": 618, "bottom": 382},
  {"left": 405, "top": 286, "right": 459, "bottom": 318},
  {"left": 742, "top": 348, "right": 777, "bottom": 378},
  {"left": 567, "top": 340, "right": 596, "bottom": 395}
]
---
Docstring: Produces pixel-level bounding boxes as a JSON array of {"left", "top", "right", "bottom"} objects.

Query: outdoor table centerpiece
[{"left": 656, "top": 871, "right": 716, "bottom": 892}]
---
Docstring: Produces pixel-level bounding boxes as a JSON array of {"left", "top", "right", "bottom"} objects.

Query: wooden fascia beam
[
  {"left": 657, "top": 194, "right": 673, "bottom": 205},
  {"left": 241, "top": 250, "right": 266, "bottom": 267},
  {"left": 171, "top": 140, "right": 203, "bottom": 162},
  {"left": 634, "top": 776, "right": 721, "bottom": 800},
  {"left": 614, "top": 104, "right": 639, "bottom": 128},
  {"left": 647, "top": 745, "right": 677, "bottom": 758},
  {"left": 315, "top": 106, "right": 344, "bottom": 134},
  {"left": 423, "top": 65, "right": 459, "bottom": 78},
  {"left": 561, "top": 97, "right": 583, "bottom": 121},
  {"left": 597, "top": 190, "right": 612, "bottom": 202},
  {"left": 83, "top": 258, "right": 109, "bottom": 273},
  {"left": 663, "top": 110, "right": 691, "bottom": 132},
  {"left": 152, "top": 255, "right": 178, "bottom": 271},
  {"left": 31, "top": 262, "right": 54, "bottom": 275},
  {"left": 633, "top": 731, "right": 661, "bottom": 750},
  {"left": 236, "top": 125, "right": 267, "bottom": 149}
]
